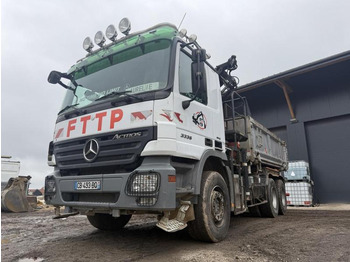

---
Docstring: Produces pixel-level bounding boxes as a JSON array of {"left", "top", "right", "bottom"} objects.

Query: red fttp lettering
[
  {"left": 96, "top": 112, "right": 107, "bottom": 131},
  {"left": 80, "top": 115, "right": 91, "bottom": 134},
  {"left": 110, "top": 109, "right": 123, "bottom": 129},
  {"left": 67, "top": 119, "right": 77, "bottom": 137}
]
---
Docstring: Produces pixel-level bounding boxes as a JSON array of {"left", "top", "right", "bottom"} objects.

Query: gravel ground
[{"left": 1, "top": 204, "right": 350, "bottom": 262}]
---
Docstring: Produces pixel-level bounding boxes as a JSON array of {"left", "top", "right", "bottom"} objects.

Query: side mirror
[
  {"left": 191, "top": 49, "right": 207, "bottom": 62},
  {"left": 48, "top": 71, "right": 63, "bottom": 84},
  {"left": 47, "top": 70, "right": 75, "bottom": 91},
  {"left": 191, "top": 62, "right": 206, "bottom": 97},
  {"left": 182, "top": 61, "right": 207, "bottom": 110},
  {"left": 182, "top": 48, "right": 207, "bottom": 110}
]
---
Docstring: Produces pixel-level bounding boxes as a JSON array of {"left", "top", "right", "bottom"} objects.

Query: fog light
[
  {"left": 45, "top": 176, "right": 56, "bottom": 194},
  {"left": 126, "top": 172, "right": 160, "bottom": 196},
  {"left": 94, "top": 31, "right": 106, "bottom": 47},
  {"left": 137, "top": 197, "right": 157, "bottom": 206},
  {"left": 188, "top": 34, "right": 197, "bottom": 43},
  {"left": 119, "top": 17, "right": 131, "bottom": 35},
  {"left": 179, "top": 28, "right": 187, "bottom": 38},
  {"left": 106, "top": 24, "right": 118, "bottom": 41},
  {"left": 83, "top": 37, "right": 94, "bottom": 53}
]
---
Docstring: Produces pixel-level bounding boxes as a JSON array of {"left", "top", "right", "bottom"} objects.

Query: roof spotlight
[
  {"left": 83, "top": 37, "right": 94, "bottom": 53},
  {"left": 119, "top": 17, "right": 131, "bottom": 35},
  {"left": 188, "top": 34, "right": 198, "bottom": 43},
  {"left": 94, "top": 31, "right": 106, "bottom": 47},
  {"left": 106, "top": 24, "right": 118, "bottom": 41},
  {"left": 179, "top": 28, "right": 187, "bottom": 38}
]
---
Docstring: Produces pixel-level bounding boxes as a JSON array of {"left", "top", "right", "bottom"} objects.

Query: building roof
[{"left": 237, "top": 50, "right": 350, "bottom": 93}]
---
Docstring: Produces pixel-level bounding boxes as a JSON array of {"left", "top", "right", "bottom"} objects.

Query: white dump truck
[{"left": 45, "top": 19, "right": 288, "bottom": 242}]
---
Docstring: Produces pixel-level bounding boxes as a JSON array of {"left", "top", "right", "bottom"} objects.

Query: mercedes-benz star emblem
[{"left": 83, "top": 139, "right": 100, "bottom": 162}]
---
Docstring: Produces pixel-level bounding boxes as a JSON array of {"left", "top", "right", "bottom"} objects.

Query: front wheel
[
  {"left": 87, "top": 213, "right": 132, "bottom": 231},
  {"left": 188, "top": 171, "right": 231, "bottom": 242},
  {"left": 259, "top": 178, "right": 279, "bottom": 218}
]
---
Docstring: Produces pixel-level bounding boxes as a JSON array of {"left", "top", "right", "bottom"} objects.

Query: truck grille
[{"left": 54, "top": 126, "right": 156, "bottom": 175}]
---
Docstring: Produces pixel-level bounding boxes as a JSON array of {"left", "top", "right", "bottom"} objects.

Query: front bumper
[{"left": 45, "top": 157, "right": 176, "bottom": 211}]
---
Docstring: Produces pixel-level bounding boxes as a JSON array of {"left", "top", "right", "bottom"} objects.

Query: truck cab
[{"left": 45, "top": 19, "right": 288, "bottom": 242}]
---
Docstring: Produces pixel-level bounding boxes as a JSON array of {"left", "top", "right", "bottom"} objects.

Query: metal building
[{"left": 237, "top": 51, "right": 350, "bottom": 203}]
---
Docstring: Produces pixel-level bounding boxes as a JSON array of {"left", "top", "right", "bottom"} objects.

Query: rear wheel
[
  {"left": 188, "top": 171, "right": 230, "bottom": 242},
  {"left": 87, "top": 213, "right": 132, "bottom": 231},
  {"left": 276, "top": 179, "right": 287, "bottom": 215},
  {"left": 259, "top": 178, "right": 279, "bottom": 218}
]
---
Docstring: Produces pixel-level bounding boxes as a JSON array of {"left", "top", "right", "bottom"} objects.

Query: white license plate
[{"left": 74, "top": 180, "right": 101, "bottom": 190}]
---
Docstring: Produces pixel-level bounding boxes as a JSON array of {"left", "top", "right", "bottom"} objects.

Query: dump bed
[{"left": 232, "top": 116, "right": 288, "bottom": 170}]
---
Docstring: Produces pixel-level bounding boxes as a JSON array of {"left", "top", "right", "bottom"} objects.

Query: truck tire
[
  {"left": 259, "top": 178, "right": 279, "bottom": 218},
  {"left": 276, "top": 179, "right": 287, "bottom": 215},
  {"left": 87, "top": 213, "right": 132, "bottom": 231},
  {"left": 188, "top": 171, "right": 230, "bottom": 242}
]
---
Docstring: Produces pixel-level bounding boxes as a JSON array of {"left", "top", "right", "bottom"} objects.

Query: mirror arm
[
  {"left": 60, "top": 73, "right": 79, "bottom": 88},
  {"left": 58, "top": 81, "right": 75, "bottom": 91}
]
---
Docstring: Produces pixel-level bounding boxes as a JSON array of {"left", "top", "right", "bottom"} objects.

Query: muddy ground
[{"left": 2, "top": 205, "right": 350, "bottom": 262}]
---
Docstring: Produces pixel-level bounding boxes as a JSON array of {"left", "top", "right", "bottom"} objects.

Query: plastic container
[
  {"left": 284, "top": 160, "right": 311, "bottom": 181},
  {"left": 285, "top": 181, "right": 313, "bottom": 206}
]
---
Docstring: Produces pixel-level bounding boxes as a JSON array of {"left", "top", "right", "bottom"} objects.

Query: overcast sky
[{"left": 2, "top": 0, "right": 350, "bottom": 188}]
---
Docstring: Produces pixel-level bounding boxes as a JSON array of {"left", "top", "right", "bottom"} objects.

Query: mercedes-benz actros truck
[{"left": 45, "top": 18, "right": 288, "bottom": 242}]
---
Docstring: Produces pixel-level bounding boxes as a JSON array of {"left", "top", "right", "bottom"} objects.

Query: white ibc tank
[
  {"left": 284, "top": 160, "right": 311, "bottom": 182},
  {"left": 285, "top": 181, "right": 313, "bottom": 206}
]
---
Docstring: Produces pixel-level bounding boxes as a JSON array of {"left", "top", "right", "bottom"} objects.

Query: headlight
[
  {"left": 94, "top": 31, "right": 106, "bottom": 47},
  {"left": 83, "top": 37, "right": 94, "bottom": 53},
  {"left": 45, "top": 176, "right": 56, "bottom": 194},
  {"left": 119, "top": 17, "right": 131, "bottom": 35},
  {"left": 126, "top": 172, "right": 160, "bottom": 196}
]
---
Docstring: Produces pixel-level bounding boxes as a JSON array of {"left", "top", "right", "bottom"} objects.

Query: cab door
[{"left": 173, "top": 44, "right": 224, "bottom": 160}]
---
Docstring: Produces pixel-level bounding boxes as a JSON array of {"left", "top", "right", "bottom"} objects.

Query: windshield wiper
[
  {"left": 58, "top": 103, "right": 79, "bottom": 115},
  {"left": 95, "top": 90, "right": 143, "bottom": 102}
]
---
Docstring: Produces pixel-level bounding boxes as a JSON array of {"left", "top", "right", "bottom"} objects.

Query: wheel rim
[
  {"left": 210, "top": 186, "right": 225, "bottom": 226},
  {"left": 281, "top": 188, "right": 286, "bottom": 208},
  {"left": 271, "top": 187, "right": 278, "bottom": 211}
]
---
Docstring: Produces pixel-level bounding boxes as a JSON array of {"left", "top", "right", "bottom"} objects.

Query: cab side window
[{"left": 179, "top": 51, "right": 207, "bottom": 104}]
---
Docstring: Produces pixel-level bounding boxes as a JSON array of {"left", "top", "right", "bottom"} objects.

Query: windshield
[{"left": 60, "top": 39, "right": 171, "bottom": 113}]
